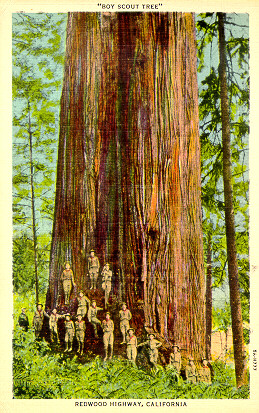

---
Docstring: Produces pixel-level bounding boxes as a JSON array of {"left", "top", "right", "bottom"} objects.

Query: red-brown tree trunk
[
  {"left": 205, "top": 234, "right": 212, "bottom": 360},
  {"left": 47, "top": 12, "right": 205, "bottom": 356},
  {"left": 217, "top": 12, "right": 246, "bottom": 388}
]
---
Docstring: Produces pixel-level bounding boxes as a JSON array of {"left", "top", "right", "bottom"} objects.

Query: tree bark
[
  {"left": 47, "top": 12, "right": 205, "bottom": 356},
  {"left": 217, "top": 12, "right": 246, "bottom": 388},
  {"left": 205, "top": 234, "right": 212, "bottom": 360},
  {"left": 28, "top": 102, "right": 39, "bottom": 305}
]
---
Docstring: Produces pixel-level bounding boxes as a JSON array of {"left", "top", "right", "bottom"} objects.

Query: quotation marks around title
[{"left": 97, "top": 3, "right": 163, "bottom": 10}]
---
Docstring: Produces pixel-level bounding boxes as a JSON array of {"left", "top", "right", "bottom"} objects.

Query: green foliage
[
  {"left": 13, "top": 293, "right": 249, "bottom": 399},
  {"left": 13, "top": 13, "right": 67, "bottom": 293},
  {"left": 13, "top": 330, "right": 252, "bottom": 399},
  {"left": 213, "top": 304, "right": 231, "bottom": 333},
  {"left": 13, "top": 327, "right": 249, "bottom": 399},
  {"left": 13, "top": 233, "right": 51, "bottom": 295},
  {"left": 13, "top": 13, "right": 67, "bottom": 232},
  {"left": 196, "top": 13, "right": 249, "bottom": 329}
]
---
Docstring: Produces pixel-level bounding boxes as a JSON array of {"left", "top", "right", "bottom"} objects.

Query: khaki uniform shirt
[
  {"left": 169, "top": 351, "right": 181, "bottom": 373},
  {"left": 75, "top": 320, "right": 86, "bottom": 333},
  {"left": 61, "top": 269, "right": 75, "bottom": 283},
  {"left": 126, "top": 334, "right": 137, "bottom": 347},
  {"left": 101, "top": 268, "right": 112, "bottom": 290},
  {"left": 65, "top": 320, "right": 75, "bottom": 340},
  {"left": 102, "top": 268, "right": 112, "bottom": 282},
  {"left": 119, "top": 309, "right": 132, "bottom": 328},
  {"left": 88, "top": 306, "right": 102, "bottom": 322},
  {"left": 186, "top": 364, "right": 197, "bottom": 383},
  {"left": 102, "top": 319, "right": 114, "bottom": 333},
  {"left": 77, "top": 295, "right": 90, "bottom": 309},
  {"left": 33, "top": 310, "right": 48, "bottom": 329},
  {"left": 198, "top": 366, "right": 211, "bottom": 384},
  {"left": 49, "top": 313, "right": 63, "bottom": 329},
  {"left": 88, "top": 256, "right": 100, "bottom": 271}
]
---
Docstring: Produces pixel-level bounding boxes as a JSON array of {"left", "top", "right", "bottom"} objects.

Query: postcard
[{"left": 0, "top": 0, "right": 259, "bottom": 412}]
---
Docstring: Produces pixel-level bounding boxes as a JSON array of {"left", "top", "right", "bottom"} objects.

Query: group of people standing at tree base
[
  {"left": 60, "top": 251, "right": 112, "bottom": 307},
  {"left": 18, "top": 301, "right": 212, "bottom": 384},
  {"left": 18, "top": 250, "right": 212, "bottom": 383}
]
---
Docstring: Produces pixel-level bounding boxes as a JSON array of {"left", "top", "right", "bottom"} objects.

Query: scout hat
[
  {"left": 37, "top": 303, "right": 43, "bottom": 307},
  {"left": 127, "top": 328, "right": 134, "bottom": 333},
  {"left": 121, "top": 302, "right": 127, "bottom": 307},
  {"left": 65, "top": 313, "right": 71, "bottom": 317},
  {"left": 172, "top": 344, "right": 180, "bottom": 350},
  {"left": 105, "top": 312, "right": 111, "bottom": 316},
  {"left": 90, "top": 249, "right": 95, "bottom": 253},
  {"left": 149, "top": 332, "right": 155, "bottom": 338}
]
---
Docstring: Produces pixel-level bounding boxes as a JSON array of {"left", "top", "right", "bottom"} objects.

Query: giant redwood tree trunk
[{"left": 47, "top": 12, "right": 205, "bottom": 356}]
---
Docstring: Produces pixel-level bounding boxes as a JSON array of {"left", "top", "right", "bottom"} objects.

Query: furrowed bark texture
[
  {"left": 218, "top": 12, "right": 246, "bottom": 388},
  {"left": 205, "top": 234, "right": 212, "bottom": 360},
  {"left": 47, "top": 12, "right": 205, "bottom": 355}
]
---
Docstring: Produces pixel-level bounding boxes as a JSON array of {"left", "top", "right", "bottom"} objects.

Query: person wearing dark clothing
[{"left": 18, "top": 308, "right": 29, "bottom": 331}]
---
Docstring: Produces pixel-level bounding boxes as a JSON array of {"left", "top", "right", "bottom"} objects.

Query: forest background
[{"left": 6, "top": 8, "right": 254, "bottom": 401}]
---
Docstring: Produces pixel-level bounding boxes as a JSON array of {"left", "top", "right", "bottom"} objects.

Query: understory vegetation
[{"left": 13, "top": 295, "right": 249, "bottom": 400}]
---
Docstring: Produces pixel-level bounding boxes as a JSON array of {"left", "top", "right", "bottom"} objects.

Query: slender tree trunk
[
  {"left": 47, "top": 13, "right": 205, "bottom": 356},
  {"left": 217, "top": 12, "right": 246, "bottom": 388},
  {"left": 28, "top": 102, "right": 39, "bottom": 305},
  {"left": 205, "top": 234, "right": 212, "bottom": 360}
]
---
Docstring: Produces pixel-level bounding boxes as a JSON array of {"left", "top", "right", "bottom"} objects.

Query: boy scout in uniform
[
  {"left": 60, "top": 262, "right": 76, "bottom": 305},
  {"left": 168, "top": 345, "right": 181, "bottom": 374},
  {"left": 119, "top": 303, "right": 132, "bottom": 344},
  {"left": 126, "top": 328, "right": 138, "bottom": 364},
  {"left": 87, "top": 300, "right": 103, "bottom": 338},
  {"left": 64, "top": 313, "right": 75, "bottom": 352},
  {"left": 77, "top": 291, "right": 90, "bottom": 318},
  {"left": 88, "top": 250, "right": 100, "bottom": 290},
  {"left": 198, "top": 359, "right": 212, "bottom": 384},
  {"left": 138, "top": 333, "right": 162, "bottom": 369},
  {"left": 185, "top": 356, "right": 197, "bottom": 383},
  {"left": 75, "top": 314, "right": 86, "bottom": 355},
  {"left": 101, "top": 263, "right": 112, "bottom": 309},
  {"left": 33, "top": 303, "right": 49, "bottom": 339},
  {"left": 102, "top": 312, "right": 114, "bottom": 361},
  {"left": 49, "top": 308, "right": 64, "bottom": 344},
  {"left": 18, "top": 308, "right": 29, "bottom": 331}
]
